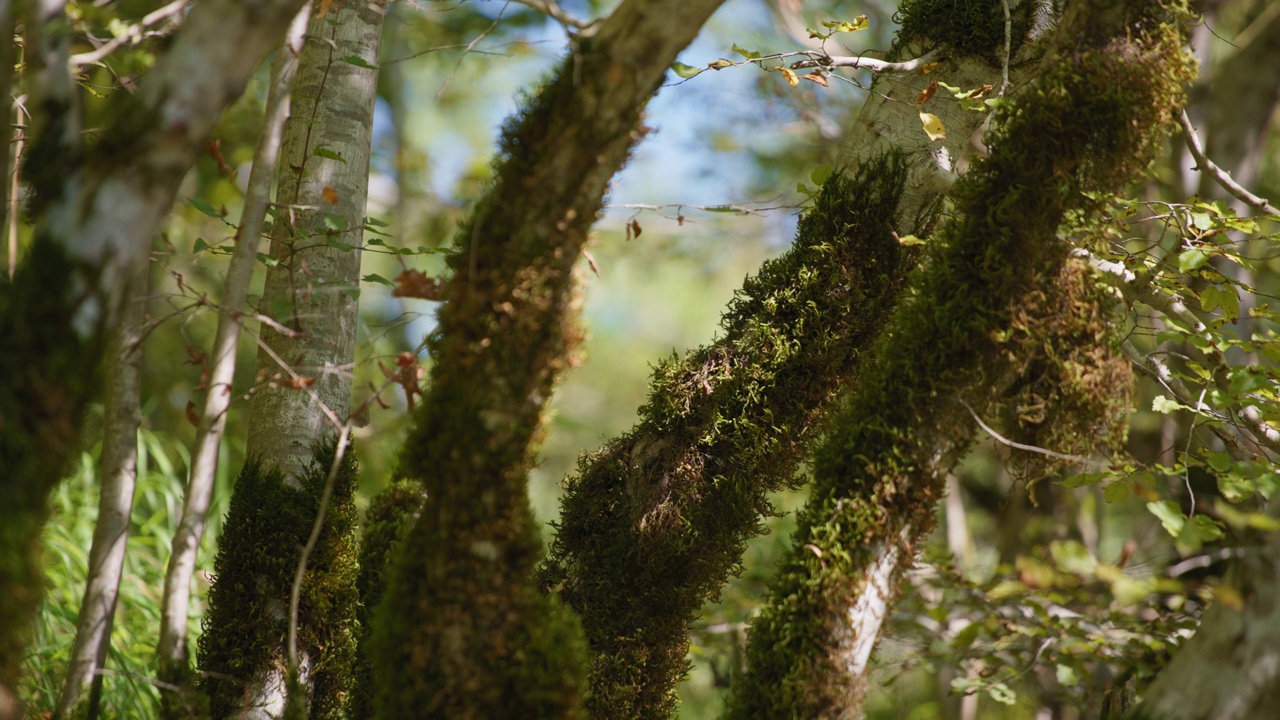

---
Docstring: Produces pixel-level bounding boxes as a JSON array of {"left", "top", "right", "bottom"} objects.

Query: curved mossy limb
[
  {"left": 536, "top": 155, "right": 913, "bottom": 718},
  {"left": 0, "top": 239, "right": 106, "bottom": 702},
  {"left": 367, "top": 0, "right": 728, "bottom": 715},
  {"left": 726, "top": 1, "right": 1193, "bottom": 716},
  {"left": 197, "top": 439, "right": 360, "bottom": 719},
  {"left": 351, "top": 480, "right": 424, "bottom": 720},
  {"left": 897, "top": 0, "right": 1036, "bottom": 63}
]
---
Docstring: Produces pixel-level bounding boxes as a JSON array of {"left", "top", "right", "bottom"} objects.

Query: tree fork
[{"left": 726, "top": 0, "right": 1193, "bottom": 716}]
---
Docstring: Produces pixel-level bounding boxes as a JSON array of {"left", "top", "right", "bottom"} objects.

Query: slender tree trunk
[
  {"left": 725, "top": 0, "right": 1192, "bottom": 715},
  {"left": 155, "top": 7, "right": 311, "bottom": 701},
  {"left": 196, "top": 2, "right": 383, "bottom": 717},
  {"left": 1, "top": 0, "right": 304, "bottom": 703},
  {"left": 54, "top": 264, "right": 148, "bottom": 720},
  {"left": 368, "top": 0, "right": 727, "bottom": 716}
]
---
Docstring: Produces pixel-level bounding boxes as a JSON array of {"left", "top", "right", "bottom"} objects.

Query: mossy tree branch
[
  {"left": 725, "top": 1, "right": 1193, "bottom": 716},
  {"left": 368, "top": 0, "right": 729, "bottom": 716},
  {"left": 537, "top": 3, "right": 1049, "bottom": 716}
]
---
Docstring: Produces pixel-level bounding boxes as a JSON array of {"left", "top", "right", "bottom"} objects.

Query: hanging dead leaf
[
  {"left": 630, "top": 219, "right": 642, "bottom": 239},
  {"left": 778, "top": 67, "right": 800, "bottom": 87},
  {"left": 917, "top": 61, "right": 942, "bottom": 75},
  {"left": 185, "top": 400, "right": 200, "bottom": 428},
  {"left": 802, "top": 72, "right": 829, "bottom": 87},
  {"left": 584, "top": 248, "right": 600, "bottom": 277},
  {"left": 321, "top": 186, "right": 339, "bottom": 204},
  {"left": 392, "top": 269, "right": 443, "bottom": 300},
  {"left": 917, "top": 80, "right": 938, "bottom": 104}
]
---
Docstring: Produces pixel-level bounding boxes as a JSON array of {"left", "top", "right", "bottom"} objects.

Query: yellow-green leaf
[
  {"left": 919, "top": 112, "right": 946, "bottom": 141},
  {"left": 671, "top": 62, "right": 703, "bottom": 79}
]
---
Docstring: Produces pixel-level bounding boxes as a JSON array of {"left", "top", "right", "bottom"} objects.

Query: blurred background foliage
[{"left": 15, "top": 0, "right": 1280, "bottom": 717}]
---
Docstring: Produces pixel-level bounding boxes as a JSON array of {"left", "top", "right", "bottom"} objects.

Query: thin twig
[
  {"left": 959, "top": 400, "right": 1095, "bottom": 464},
  {"left": 1178, "top": 109, "right": 1279, "bottom": 215},
  {"left": 436, "top": 0, "right": 511, "bottom": 99},
  {"left": 790, "top": 47, "right": 942, "bottom": 73},
  {"left": 510, "top": 0, "right": 594, "bottom": 31},
  {"left": 71, "top": 0, "right": 191, "bottom": 66},
  {"left": 287, "top": 425, "right": 352, "bottom": 678}
]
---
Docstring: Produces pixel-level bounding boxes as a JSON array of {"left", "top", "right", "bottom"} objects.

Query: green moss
[
  {"left": 727, "top": 1, "right": 1192, "bottom": 716},
  {"left": 0, "top": 238, "right": 105, "bottom": 692},
  {"left": 897, "top": 0, "right": 1034, "bottom": 63},
  {"left": 197, "top": 438, "right": 360, "bottom": 719},
  {"left": 537, "top": 153, "right": 914, "bottom": 717},
  {"left": 351, "top": 480, "right": 424, "bottom": 720}
]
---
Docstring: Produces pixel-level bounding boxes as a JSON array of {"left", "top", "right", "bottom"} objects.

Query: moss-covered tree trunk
[
  {"left": 724, "top": 0, "right": 1192, "bottom": 716},
  {"left": 366, "top": 1, "right": 727, "bottom": 716},
  {"left": 536, "top": 2, "right": 1048, "bottom": 716},
  {"left": 0, "top": 0, "right": 306, "bottom": 711},
  {"left": 195, "top": 2, "right": 383, "bottom": 717}
]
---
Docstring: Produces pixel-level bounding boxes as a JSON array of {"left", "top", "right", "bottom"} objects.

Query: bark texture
[
  {"left": 197, "top": 1, "right": 383, "bottom": 716},
  {"left": 725, "top": 0, "right": 1192, "bottom": 715},
  {"left": 157, "top": 7, "right": 310, "bottom": 695},
  {"left": 368, "top": 0, "right": 727, "bottom": 716},
  {"left": 54, "top": 266, "right": 147, "bottom": 720}
]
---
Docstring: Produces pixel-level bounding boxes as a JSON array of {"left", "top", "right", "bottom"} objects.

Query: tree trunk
[
  {"left": 196, "top": 1, "right": 383, "bottom": 716},
  {"left": 725, "top": 0, "right": 1192, "bottom": 715},
  {"left": 367, "top": 0, "right": 727, "bottom": 716},
  {"left": 156, "top": 7, "right": 310, "bottom": 699},
  {"left": 54, "top": 264, "right": 148, "bottom": 720}
]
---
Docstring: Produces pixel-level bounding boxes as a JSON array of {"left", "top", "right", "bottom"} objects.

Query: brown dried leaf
[
  {"left": 802, "top": 72, "right": 829, "bottom": 87},
  {"left": 321, "top": 186, "right": 339, "bottom": 204},
  {"left": 917, "top": 79, "right": 938, "bottom": 104},
  {"left": 392, "top": 269, "right": 443, "bottom": 300}
]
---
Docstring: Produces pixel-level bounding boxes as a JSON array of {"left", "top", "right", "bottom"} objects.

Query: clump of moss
[
  {"left": 538, "top": 152, "right": 913, "bottom": 717},
  {"left": 350, "top": 480, "right": 424, "bottom": 720},
  {"left": 997, "top": 260, "right": 1133, "bottom": 479},
  {"left": 197, "top": 438, "right": 360, "bottom": 719},
  {"left": 727, "top": 1, "right": 1192, "bottom": 716},
  {"left": 896, "top": 0, "right": 1034, "bottom": 63}
]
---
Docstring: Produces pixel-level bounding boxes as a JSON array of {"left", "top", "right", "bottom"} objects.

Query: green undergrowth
[
  {"left": 197, "top": 439, "right": 359, "bottom": 719},
  {"left": 727, "top": 0, "right": 1193, "bottom": 716},
  {"left": 538, "top": 152, "right": 914, "bottom": 717}
]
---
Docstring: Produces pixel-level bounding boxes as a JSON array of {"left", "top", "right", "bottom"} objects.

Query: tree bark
[
  {"left": 368, "top": 0, "right": 727, "bottom": 716},
  {"left": 725, "top": 0, "right": 1192, "bottom": 715},
  {"left": 53, "top": 264, "right": 148, "bottom": 720},
  {"left": 197, "top": 1, "right": 383, "bottom": 717},
  {"left": 156, "top": 8, "right": 310, "bottom": 699}
]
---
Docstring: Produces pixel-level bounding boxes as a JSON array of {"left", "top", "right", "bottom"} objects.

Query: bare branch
[{"left": 1178, "top": 109, "right": 1279, "bottom": 215}]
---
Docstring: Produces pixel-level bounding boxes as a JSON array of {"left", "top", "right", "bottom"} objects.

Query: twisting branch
[
  {"left": 511, "top": 0, "right": 595, "bottom": 31},
  {"left": 1178, "top": 109, "right": 1279, "bottom": 215},
  {"left": 790, "top": 47, "right": 943, "bottom": 72}
]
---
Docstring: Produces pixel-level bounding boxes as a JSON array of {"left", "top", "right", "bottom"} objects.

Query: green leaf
[
  {"left": 1056, "top": 664, "right": 1080, "bottom": 688},
  {"left": 365, "top": 216, "right": 390, "bottom": 227},
  {"left": 731, "top": 43, "right": 760, "bottom": 59},
  {"left": 897, "top": 234, "right": 927, "bottom": 247},
  {"left": 1050, "top": 540, "right": 1096, "bottom": 575},
  {"left": 1147, "top": 500, "right": 1185, "bottom": 537},
  {"left": 189, "top": 197, "right": 223, "bottom": 218},
  {"left": 987, "top": 683, "right": 1017, "bottom": 706},
  {"left": 341, "top": 286, "right": 361, "bottom": 301},
  {"left": 256, "top": 252, "right": 280, "bottom": 267},
  {"left": 1103, "top": 481, "right": 1132, "bottom": 504},
  {"left": 1178, "top": 248, "right": 1211, "bottom": 273},
  {"left": 362, "top": 274, "right": 394, "bottom": 287},
  {"left": 193, "top": 238, "right": 211, "bottom": 254},
  {"left": 339, "top": 54, "right": 379, "bottom": 70},
  {"left": 315, "top": 147, "right": 347, "bottom": 163},
  {"left": 707, "top": 58, "right": 734, "bottom": 70},
  {"left": 323, "top": 214, "right": 350, "bottom": 232},
  {"left": 1207, "top": 451, "right": 1232, "bottom": 473},
  {"left": 1200, "top": 286, "right": 1239, "bottom": 320},
  {"left": 821, "top": 15, "right": 869, "bottom": 32},
  {"left": 1151, "top": 396, "right": 1184, "bottom": 414},
  {"left": 671, "top": 61, "right": 703, "bottom": 79},
  {"left": 810, "top": 164, "right": 834, "bottom": 186}
]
